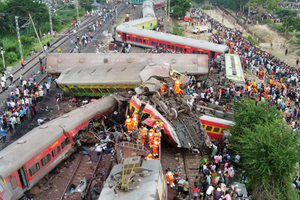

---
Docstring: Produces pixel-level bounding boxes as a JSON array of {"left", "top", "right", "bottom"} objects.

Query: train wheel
[
  {"left": 168, "top": 108, "right": 178, "bottom": 120},
  {"left": 183, "top": 105, "right": 191, "bottom": 115},
  {"left": 151, "top": 91, "right": 161, "bottom": 101}
]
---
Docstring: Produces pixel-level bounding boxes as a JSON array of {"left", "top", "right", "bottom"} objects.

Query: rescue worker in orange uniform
[
  {"left": 165, "top": 170, "right": 175, "bottom": 188},
  {"left": 174, "top": 78, "right": 181, "bottom": 94},
  {"left": 160, "top": 82, "right": 168, "bottom": 97},
  {"left": 153, "top": 121, "right": 159, "bottom": 132},
  {"left": 146, "top": 154, "right": 153, "bottom": 160},
  {"left": 155, "top": 130, "right": 161, "bottom": 140},
  {"left": 124, "top": 115, "right": 133, "bottom": 132},
  {"left": 132, "top": 122, "right": 138, "bottom": 130},
  {"left": 153, "top": 134, "right": 160, "bottom": 157},
  {"left": 132, "top": 111, "right": 139, "bottom": 125},
  {"left": 148, "top": 129, "right": 154, "bottom": 148},
  {"left": 140, "top": 126, "right": 146, "bottom": 146}
]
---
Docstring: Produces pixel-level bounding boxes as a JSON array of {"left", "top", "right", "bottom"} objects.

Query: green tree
[
  {"left": 275, "top": 7, "right": 298, "bottom": 19},
  {"left": 247, "top": 0, "right": 281, "bottom": 9},
  {"left": 170, "top": 0, "right": 191, "bottom": 19},
  {"left": 230, "top": 100, "right": 300, "bottom": 200},
  {"left": 79, "top": 0, "right": 94, "bottom": 12},
  {"left": 212, "top": 0, "right": 248, "bottom": 10},
  {"left": 6, "top": 0, "right": 48, "bottom": 37}
]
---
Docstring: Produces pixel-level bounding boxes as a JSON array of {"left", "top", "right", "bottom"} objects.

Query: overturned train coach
[
  {"left": 126, "top": 64, "right": 212, "bottom": 149},
  {"left": 54, "top": 55, "right": 209, "bottom": 97},
  {"left": 0, "top": 97, "right": 117, "bottom": 200},
  {"left": 46, "top": 53, "right": 209, "bottom": 81}
]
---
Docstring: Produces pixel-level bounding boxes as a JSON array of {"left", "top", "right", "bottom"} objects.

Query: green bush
[
  {"left": 6, "top": 52, "right": 18, "bottom": 64},
  {"left": 173, "top": 22, "right": 183, "bottom": 36},
  {"left": 265, "top": 19, "right": 272, "bottom": 24},
  {"left": 247, "top": 35, "right": 259, "bottom": 45},
  {"left": 201, "top": 4, "right": 214, "bottom": 10},
  {"left": 20, "top": 36, "right": 34, "bottom": 46},
  {"left": 272, "top": 24, "right": 285, "bottom": 32}
]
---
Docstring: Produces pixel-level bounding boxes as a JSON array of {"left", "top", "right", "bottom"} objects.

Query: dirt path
[{"left": 250, "top": 24, "right": 299, "bottom": 66}]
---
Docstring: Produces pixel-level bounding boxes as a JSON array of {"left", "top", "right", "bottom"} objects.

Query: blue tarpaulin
[{"left": 91, "top": 2, "right": 102, "bottom": 6}]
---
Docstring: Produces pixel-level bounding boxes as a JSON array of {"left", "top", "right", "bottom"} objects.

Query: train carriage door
[
  {"left": 211, "top": 52, "right": 216, "bottom": 60},
  {"left": 123, "top": 33, "right": 127, "bottom": 41},
  {"left": 17, "top": 167, "right": 28, "bottom": 188}
]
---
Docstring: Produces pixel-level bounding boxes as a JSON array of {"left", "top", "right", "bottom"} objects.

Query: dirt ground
[
  {"left": 251, "top": 24, "right": 300, "bottom": 67},
  {"left": 183, "top": 26, "right": 212, "bottom": 41}
]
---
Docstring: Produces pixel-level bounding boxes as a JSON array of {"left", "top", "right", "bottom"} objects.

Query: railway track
[
  {"left": 59, "top": 153, "right": 102, "bottom": 200},
  {"left": 178, "top": 148, "right": 210, "bottom": 197},
  {"left": 58, "top": 151, "right": 114, "bottom": 200}
]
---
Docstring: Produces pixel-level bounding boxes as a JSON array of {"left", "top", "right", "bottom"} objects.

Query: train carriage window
[
  {"left": 69, "top": 87, "right": 78, "bottom": 93},
  {"left": 29, "top": 163, "right": 40, "bottom": 177},
  {"left": 128, "top": 36, "right": 134, "bottom": 41},
  {"left": 143, "top": 40, "right": 149, "bottom": 44},
  {"left": 206, "top": 126, "right": 213, "bottom": 131},
  {"left": 61, "top": 137, "right": 70, "bottom": 150},
  {"left": 57, "top": 146, "right": 61, "bottom": 153},
  {"left": 135, "top": 38, "right": 142, "bottom": 43},
  {"left": 142, "top": 26, "right": 144, "bottom": 29},
  {"left": 51, "top": 150, "right": 56, "bottom": 158},
  {"left": 159, "top": 43, "right": 166, "bottom": 47},
  {"left": 100, "top": 88, "right": 110, "bottom": 93},
  {"left": 151, "top": 41, "right": 158, "bottom": 46},
  {"left": 167, "top": 45, "right": 174, "bottom": 49},
  {"left": 36, "top": 163, "right": 40, "bottom": 171},
  {"left": 108, "top": 88, "right": 117, "bottom": 93},
  {"left": 176, "top": 47, "right": 183, "bottom": 51},
  {"left": 202, "top": 52, "right": 209, "bottom": 56},
  {"left": 213, "top": 127, "right": 220, "bottom": 133},
  {"left": 41, "top": 153, "right": 51, "bottom": 167},
  {"left": 10, "top": 176, "right": 18, "bottom": 190},
  {"left": 92, "top": 88, "right": 101, "bottom": 93},
  {"left": 76, "top": 88, "right": 87, "bottom": 94},
  {"left": 193, "top": 50, "right": 200, "bottom": 54},
  {"left": 84, "top": 88, "right": 94, "bottom": 94}
]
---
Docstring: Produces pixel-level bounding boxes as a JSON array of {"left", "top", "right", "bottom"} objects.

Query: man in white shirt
[{"left": 206, "top": 185, "right": 214, "bottom": 196}]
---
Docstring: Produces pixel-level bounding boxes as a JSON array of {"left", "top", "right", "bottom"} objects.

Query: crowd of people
[{"left": 0, "top": 65, "right": 52, "bottom": 143}]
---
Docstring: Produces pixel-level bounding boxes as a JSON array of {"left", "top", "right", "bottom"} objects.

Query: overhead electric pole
[
  {"left": 168, "top": 0, "right": 170, "bottom": 23},
  {"left": 48, "top": 1, "right": 53, "bottom": 37},
  {"left": 29, "top": 14, "right": 43, "bottom": 53},
  {"left": 15, "top": 16, "right": 24, "bottom": 62},
  {"left": 0, "top": 43, "right": 5, "bottom": 70},
  {"left": 76, "top": 0, "right": 80, "bottom": 24}
]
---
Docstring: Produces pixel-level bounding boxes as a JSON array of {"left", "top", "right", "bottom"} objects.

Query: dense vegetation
[
  {"left": 0, "top": 0, "right": 87, "bottom": 69},
  {"left": 230, "top": 100, "right": 300, "bottom": 200},
  {"left": 170, "top": 0, "right": 191, "bottom": 19}
]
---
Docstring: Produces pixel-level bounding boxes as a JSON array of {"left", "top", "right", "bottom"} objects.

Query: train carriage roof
[
  {"left": 122, "top": 17, "right": 157, "bottom": 28},
  {"left": 56, "top": 63, "right": 145, "bottom": 85},
  {"left": 0, "top": 97, "right": 117, "bottom": 178},
  {"left": 0, "top": 125, "right": 64, "bottom": 178},
  {"left": 56, "top": 63, "right": 171, "bottom": 86},
  {"left": 46, "top": 53, "right": 209, "bottom": 75},
  {"left": 99, "top": 158, "right": 162, "bottom": 200},
  {"left": 116, "top": 25, "right": 229, "bottom": 53}
]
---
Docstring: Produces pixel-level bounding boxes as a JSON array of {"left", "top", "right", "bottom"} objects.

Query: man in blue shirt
[{"left": 1, "top": 128, "right": 7, "bottom": 143}]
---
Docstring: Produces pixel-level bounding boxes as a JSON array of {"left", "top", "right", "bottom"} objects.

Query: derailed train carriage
[
  {"left": 98, "top": 156, "right": 167, "bottom": 200},
  {"left": 0, "top": 97, "right": 118, "bottom": 200},
  {"left": 46, "top": 53, "right": 209, "bottom": 81},
  {"left": 54, "top": 56, "right": 209, "bottom": 97}
]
